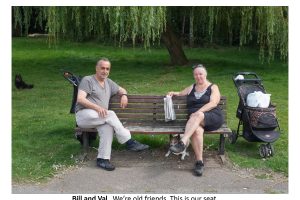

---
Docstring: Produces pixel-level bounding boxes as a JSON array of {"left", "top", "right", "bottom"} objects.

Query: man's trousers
[{"left": 76, "top": 109, "right": 131, "bottom": 159}]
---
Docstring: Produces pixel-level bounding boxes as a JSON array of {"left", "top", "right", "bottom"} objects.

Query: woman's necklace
[
  {"left": 195, "top": 82, "right": 208, "bottom": 92},
  {"left": 194, "top": 83, "right": 208, "bottom": 99}
]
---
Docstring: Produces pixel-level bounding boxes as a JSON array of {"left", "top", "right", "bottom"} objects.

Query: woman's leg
[
  {"left": 181, "top": 111, "right": 205, "bottom": 145},
  {"left": 170, "top": 112, "right": 205, "bottom": 153},
  {"left": 191, "top": 126, "right": 205, "bottom": 176},
  {"left": 191, "top": 126, "right": 204, "bottom": 161}
]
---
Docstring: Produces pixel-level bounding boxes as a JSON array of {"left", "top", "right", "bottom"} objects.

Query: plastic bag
[
  {"left": 258, "top": 93, "right": 271, "bottom": 108},
  {"left": 234, "top": 74, "right": 244, "bottom": 80},
  {"left": 247, "top": 91, "right": 271, "bottom": 108},
  {"left": 164, "top": 95, "right": 176, "bottom": 121},
  {"left": 247, "top": 91, "right": 260, "bottom": 107}
]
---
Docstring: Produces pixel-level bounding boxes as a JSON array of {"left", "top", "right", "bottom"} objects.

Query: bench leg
[
  {"left": 218, "top": 134, "right": 225, "bottom": 155},
  {"left": 82, "top": 132, "right": 89, "bottom": 152},
  {"left": 218, "top": 134, "right": 226, "bottom": 164}
]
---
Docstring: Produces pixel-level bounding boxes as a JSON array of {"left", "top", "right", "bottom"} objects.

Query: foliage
[
  {"left": 197, "top": 7, "right": 288, "bottom": 62},
  {"left": 13, "top": 6, "right": 288, "bottom": 63},
  {"left": 13, "top": 6, "right": 166, "bottom": 47}
]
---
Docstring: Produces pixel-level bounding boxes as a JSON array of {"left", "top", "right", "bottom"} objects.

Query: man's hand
[
  {"left": 120, "top": 95, "right": 128, "bottom": 108},
  {"left": 96, "top": 106, "right": 108, "bottom": 118}
]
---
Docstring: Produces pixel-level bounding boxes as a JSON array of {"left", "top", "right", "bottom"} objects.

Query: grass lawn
[{"left": 12, "top": 38, "right": 288, "bottom": 182}]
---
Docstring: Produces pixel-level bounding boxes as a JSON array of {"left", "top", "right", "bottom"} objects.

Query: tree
[{"left": 13, "top": 6, "right": 288, "bottom": 65}]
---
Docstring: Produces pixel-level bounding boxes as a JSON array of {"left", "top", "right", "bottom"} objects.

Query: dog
[
  {"left": 165, "top": 134, "right": 190, "bottom": 160},
  {"left": 15, "top": 74, "right": 34, "bottom": 89}
]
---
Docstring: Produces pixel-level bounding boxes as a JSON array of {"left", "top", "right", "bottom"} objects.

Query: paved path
[{"left": 12, "top": 148, "right": 288, "bottom": 194}]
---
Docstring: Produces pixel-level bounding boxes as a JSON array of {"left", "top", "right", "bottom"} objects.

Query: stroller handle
[
  {"left": 233, "top": 72, "right": 261, "bottom": 82},
  {"left": 62, "top": 71, "right": 82, "bottom": 114},
  {"left": 63, "top": 71, "right": 81, "bottom": 87}
]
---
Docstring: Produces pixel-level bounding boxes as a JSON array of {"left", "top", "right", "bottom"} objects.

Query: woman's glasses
[{"left": 192, "top": 64, "right": 204, "bottom": 70}]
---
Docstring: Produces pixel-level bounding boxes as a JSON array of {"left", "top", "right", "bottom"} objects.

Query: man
[{"left": 75, "top": 58, "right": 149, "bottom": 171}]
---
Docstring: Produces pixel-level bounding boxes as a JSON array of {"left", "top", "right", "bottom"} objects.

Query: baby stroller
[
  {"left": 230, "top": 72, "right": 280, "bottom": 158},
  {"left": 63, "top": 71, "right": 97, "bottom": 145},
  {"left": 63, "top": 71, "right": 81, "bottom": 113}
]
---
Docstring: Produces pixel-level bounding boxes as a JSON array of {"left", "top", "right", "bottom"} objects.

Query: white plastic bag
[
  {"left": 246, "top": 91, "right": 271, "bottom": 108},
  {"left": 247, "top": 91, "right": 260, "bottom": 107},
  {"left": 258, "top": 93, "right": 271, "bottom": 108},
  {"left": 234, "top": 74, "right": 244, "bottom": 80},
  {"left": 164, "top": 95, "right": 176, "bottom": 121}
]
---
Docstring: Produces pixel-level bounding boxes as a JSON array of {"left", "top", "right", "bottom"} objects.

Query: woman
[{"left": 167, "top": 64, "right": 224, "bottom": 176}]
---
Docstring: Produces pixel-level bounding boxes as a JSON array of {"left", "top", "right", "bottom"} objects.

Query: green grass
[{"left": 12, "top": 38, "right": 288, "bottom": 182}]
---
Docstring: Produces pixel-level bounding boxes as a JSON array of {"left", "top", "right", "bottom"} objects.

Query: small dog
[
  {"left": 165, "top": 134, "right": 190, "bottom": 160},
  {"left": 15, "top": 74, "right": 34, "bottom": 89}
]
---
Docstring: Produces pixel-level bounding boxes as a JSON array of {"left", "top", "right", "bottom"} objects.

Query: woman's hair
[{"left": 192, "top": 64, "right": 207, "bottom": 75}]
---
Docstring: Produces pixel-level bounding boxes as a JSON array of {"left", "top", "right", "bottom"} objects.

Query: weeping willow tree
[{"left": 13, "top": 6, "right": 288, "bottom": 65}]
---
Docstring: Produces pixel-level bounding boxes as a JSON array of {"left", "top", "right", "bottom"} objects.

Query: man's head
[{"left": 95, "top": 58, "right": 111, "bottom": 80}]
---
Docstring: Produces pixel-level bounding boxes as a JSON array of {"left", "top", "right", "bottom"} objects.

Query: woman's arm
[{"left": 167, "top": 85, "right": 193, "bottom": 97}]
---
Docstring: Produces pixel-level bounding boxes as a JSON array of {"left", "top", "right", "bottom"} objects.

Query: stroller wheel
[
  {"left": 228, "top": 131, "right": 238, "bottom": 144},
  {"left": 267, "top": 143, "right": 275, "bottom": 157},
  {"left": 259, "top": 144, "right": 268, "bottom": 158}
]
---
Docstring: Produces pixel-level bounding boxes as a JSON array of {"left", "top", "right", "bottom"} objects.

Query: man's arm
[
  {"left": 117, "top": 86, "right": 128, "bottom": 108},
  {"left": 77, "top": 89, "right": 108, "bottom": 117}
]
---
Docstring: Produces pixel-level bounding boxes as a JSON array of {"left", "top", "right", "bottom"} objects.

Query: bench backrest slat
[{"left": 109, "top": 95, "right": 227, "bottom": 125}]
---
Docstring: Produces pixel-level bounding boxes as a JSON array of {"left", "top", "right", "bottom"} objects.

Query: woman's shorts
[{"left": 203, "top": 109, "right": 224, "bottom": 131}]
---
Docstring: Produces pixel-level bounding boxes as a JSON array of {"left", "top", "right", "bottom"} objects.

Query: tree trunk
[
  {"left": 161, "top": 25, "right": 188, "bottom": 66},
  {"left": 227, "top": 11, "right": 233, "bottom": 46},
  {"left": 189, "top": 7, "right": 194, "bottom": 48},
  {"left": 181, "top": 15, "right": 186, "bottom": 37}
]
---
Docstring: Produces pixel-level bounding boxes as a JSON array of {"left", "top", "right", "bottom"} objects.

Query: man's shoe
[
  {"left": 169, "top": 140, "right": 186, "bottom": 153},
  {"left": 126, "top": 140, "right": 149, "bottom": 151},
  {"left": 194, "top": 160, "right": 204, "bottom": 176},
  {"left": 97, "top": 158, "right": 115, "bottom": 171}
]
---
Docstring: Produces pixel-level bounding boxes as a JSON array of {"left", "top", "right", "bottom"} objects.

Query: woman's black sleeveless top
[{"left": 187, "top": 83, "right": 220, "bottom": 115}]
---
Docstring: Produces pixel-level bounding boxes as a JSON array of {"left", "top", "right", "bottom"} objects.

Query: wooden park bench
[{"left": 74, "top": 95, "right": 232, "bottom": 161}]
